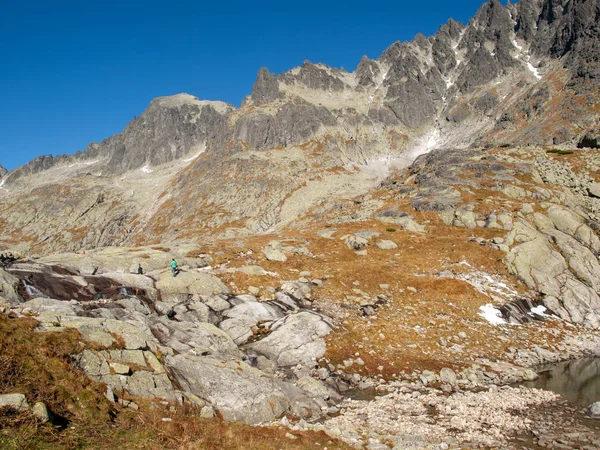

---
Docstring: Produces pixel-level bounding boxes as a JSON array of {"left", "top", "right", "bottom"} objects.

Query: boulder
[
  {"left": 376, "top": 240, "right": 398, "bottom": 250},
  {"left": 587, "top": 401, "right": 600, "bottom": 418},
  {"left": 166, "top": 354, "right": 323, "bottom": 424},
  {"left": 32, "top": 402, "right": 54, "bottom": 423},
  {"left": 344, "top": 235, "right": 369, "bottom": 250},
  {"left": 248, "top": 311, "right": 333, "bottom": 367},
  {"left": 440, "top": 368, "right": 458, "bottom": 386},
  {"left": 0, "top": 268, "right": 21, "bottom": 303},
  {"left": 156, "top": 270, "right": 230, "bottom": 303},
  {"left": 588, "top": 183, "right": 600, "bottom": 198},
  {"left": 0, "top": 393, "right": 29, "bottom": 411},
  {"left": 263, "top": 247, "right": 287, "bottom": 262}
]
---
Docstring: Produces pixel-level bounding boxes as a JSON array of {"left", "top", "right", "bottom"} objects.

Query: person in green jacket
[{"left": 170, "top": 258, "right": 178, "bottom": 277}]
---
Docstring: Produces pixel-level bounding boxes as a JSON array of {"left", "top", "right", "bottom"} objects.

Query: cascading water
[{"left": 22, "top": 280, "right": 45, "bottom": 299}]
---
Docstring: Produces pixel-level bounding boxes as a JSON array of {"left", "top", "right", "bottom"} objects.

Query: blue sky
[{"left": 0, "top": 0, "right": 490, "bottom": 171}]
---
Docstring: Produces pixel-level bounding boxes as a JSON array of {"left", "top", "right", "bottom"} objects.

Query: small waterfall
[
  {"left": 22, "top": 280, "right": 46, "bottom": 299},
  {"left": 499, "top": 298, "right": 545, "bottom": 324}
]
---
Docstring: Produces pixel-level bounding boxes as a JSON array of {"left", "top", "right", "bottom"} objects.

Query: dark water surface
[{"left": 521, "top": 357, "right": 600, "bottom": 406}]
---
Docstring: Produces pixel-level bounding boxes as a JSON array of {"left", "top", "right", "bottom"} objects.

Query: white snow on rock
[
  {"left": 529, "top": 305, "right": 550, "bottom": 318},
  {"left": 479, "top": 304, "right": 507, "bottom": 325},
  {"left": 141, "top": 165, "right": 152, "bottom": 174},
  {"left": 512, "top": 40, "right": 523, "bottom": 51},
  {"left": 526, "top": 60, "right": 542, "bottom": 80},
  {"left": 456, "top": 270, "right": 517, "bottom": 303}
]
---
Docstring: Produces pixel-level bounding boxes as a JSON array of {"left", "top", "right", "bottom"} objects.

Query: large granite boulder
[
  {"left": 248, "top": 311, "right": 333, "bottom": 367},
  {"left": 155, "top": 270, "right": 230, "bottom": 303},
  {"left": 166, "top": 354, "right": 324, "bottom": 424}
]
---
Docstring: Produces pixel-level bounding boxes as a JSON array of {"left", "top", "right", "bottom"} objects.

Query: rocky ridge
[{"left": 1, "top": 1, "right": 599, "bottom": 255}]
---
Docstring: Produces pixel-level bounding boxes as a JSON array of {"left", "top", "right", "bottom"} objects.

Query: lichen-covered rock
[{"left": 32, "top": 402, "right": 53, "bottom": 423}]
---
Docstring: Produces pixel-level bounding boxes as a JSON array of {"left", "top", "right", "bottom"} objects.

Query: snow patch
[
  {"left": 141, "top": 165, "right": 152, "bottom": 174},
  {"left": 479, "top": 304, "right": 507, "bottom": 325},
  {"left": 529, "top": 305, "right": 550, "bottom": 318},
  {"left": 526, "top": 60, "right": 542, "bottom": 80},
  {"left": 456, "top": 270, "right": 518, "bottom": 304},
  {"left": 426, "top": 130, "right": 439, "bottom": 151},
  {"left": 512, "top": 40, "right": 523, "bottom": 51}
]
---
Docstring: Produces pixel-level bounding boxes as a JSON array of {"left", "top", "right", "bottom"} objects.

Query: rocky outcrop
[
  {"left": 0, "top": 164, "right": 7, "bottom": 178},
  {"left": 0, "top": 268, "right": 22, "bottom": 303},
  {"left": 505, "top": 209, "right": 600, "bottom": 327},
  {"left": 8, "top": 260, "right": 336, "bottom": 425},
  {"left": 279, "top": 61, "right": 346, "bottom": 92},
  {"left": 234, "top": 99, "right": 337, "bottom": 149},
  {"left": 166, "top": 354, "right": 323, "bottom": 424},
  {"left": 251, "top": 67, "right": 282, "bottom": 106},
  {"left": 531, "top": 0, "right": 600, "bottom": 79},
  {"left": 387, "top": 147, "right": 600, "bottom": 327},
  {"left": 76, "top": 348, "right": 177, "bottom": 400},
  {"left": 248, "top": 311, "right": 333, "bottom": 367}
]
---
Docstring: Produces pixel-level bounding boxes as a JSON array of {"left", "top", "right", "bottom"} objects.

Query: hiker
[
  {"left": 137, "top": 263, "right": 143, "bottom": 275},
  {"left": 170, "top": 258, "right": 178, "bottom": 277}
]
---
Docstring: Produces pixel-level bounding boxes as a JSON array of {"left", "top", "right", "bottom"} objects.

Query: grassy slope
[{"left": 0, "top": 315, "right": 350, "bottom": 450}]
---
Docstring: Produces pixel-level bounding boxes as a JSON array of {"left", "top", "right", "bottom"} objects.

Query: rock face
[
  {"left": 248, "top": 312, "right": 333, "bottom": 367},
  {"left": 0, "top": 164, "right": 7, "bottom": 178},
  {"left": 5, "top": 94, "right": 234, "bottom": 181}
]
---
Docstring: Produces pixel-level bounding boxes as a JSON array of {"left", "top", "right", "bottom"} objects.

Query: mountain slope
[{"left": 0, "top": 0, "right": 599, "bottom": 254}]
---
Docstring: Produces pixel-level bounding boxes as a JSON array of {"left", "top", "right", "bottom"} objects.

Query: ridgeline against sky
[{"left": 1, "top": 0, "right": 489, "bottom": 171}]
